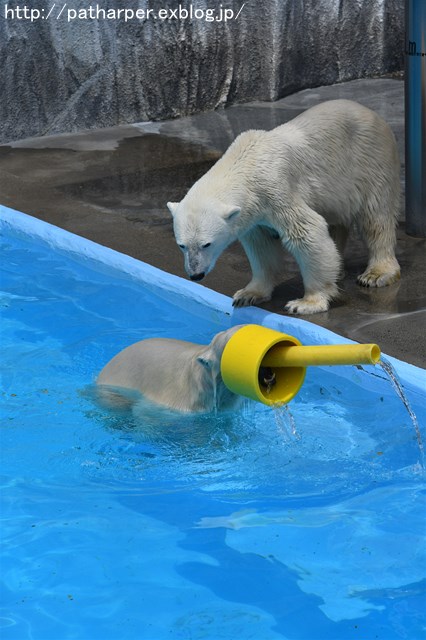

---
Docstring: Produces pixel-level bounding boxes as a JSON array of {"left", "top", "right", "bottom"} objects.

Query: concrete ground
[{"left": 1, "top": 78, "right": 425, "bottom": 368}]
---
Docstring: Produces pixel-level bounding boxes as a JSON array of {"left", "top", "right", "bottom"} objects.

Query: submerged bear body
[{"left": 97, "top": 326, "right": 243, "bottom": 413}]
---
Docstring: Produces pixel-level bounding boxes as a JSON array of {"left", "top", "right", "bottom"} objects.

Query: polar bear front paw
[
  {"left": 232, "top": 286, "right": 272, "bottom": 308},
  {"left": 357, "top": 264, "right": 401, "bottom": 288},
  {"left": 285, "top": 293, "right": 330, "bottom": 315}
]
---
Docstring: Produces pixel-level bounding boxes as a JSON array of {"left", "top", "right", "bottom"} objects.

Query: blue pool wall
[{"left": 1, "top": 204, "right": 425, "bottom": 407}]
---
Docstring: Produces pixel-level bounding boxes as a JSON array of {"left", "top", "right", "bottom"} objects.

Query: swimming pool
[{"left": 1, "top": 206, "right": 425, "bottom": 640}]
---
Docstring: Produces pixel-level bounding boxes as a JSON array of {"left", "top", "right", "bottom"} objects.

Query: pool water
[{"left": 1, "top": 227, "right": 425, "bottom": 640}]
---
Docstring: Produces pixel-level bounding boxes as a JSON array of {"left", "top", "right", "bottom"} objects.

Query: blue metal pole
[{"left": 405, "top": 0, "right": 426, "bottom": 236}]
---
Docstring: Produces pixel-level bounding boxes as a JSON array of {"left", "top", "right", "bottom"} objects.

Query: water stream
[
  {"left": 379, "top": 358, "right": 425, "bottom": 468},
  {"left": 266, "top": 358, "right": 424, "bottom": 469},
  {"left": 272, "top": 403, "right": 300, "bottom": 443}
]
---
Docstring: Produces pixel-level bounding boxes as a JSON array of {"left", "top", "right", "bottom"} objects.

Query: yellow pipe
[
  {"left": 220, "top": 325, "right": 381, "bottom": 406},
  {"left": 262, "top": 343, "right": 381, "bottom": 368}
]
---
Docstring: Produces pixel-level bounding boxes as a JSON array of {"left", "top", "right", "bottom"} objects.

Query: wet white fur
[
  {"left": 97, "top": 326, "right": 243, "bottom": 413},
  {"left": 167, "top": 99, "right": 400, "bottom": 314}
]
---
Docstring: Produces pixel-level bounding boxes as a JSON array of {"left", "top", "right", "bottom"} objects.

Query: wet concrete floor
[{"left": 1, "top": 78, "right": 425, "bottom": 368}]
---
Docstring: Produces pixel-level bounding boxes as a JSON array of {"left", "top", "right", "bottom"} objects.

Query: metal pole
[{"left": 405, "top": 0, "right": 426, "bottom": 236}]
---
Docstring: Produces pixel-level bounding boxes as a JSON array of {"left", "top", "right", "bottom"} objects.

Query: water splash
[
  {"left": 272, "top": 403, "right": 300, "bottom": 443},
  {"left": 260, "top": 368, "right": 299, "bottom": 443},
  {"left": 379, "top": 358, "right": 424, "bottom": 468}
]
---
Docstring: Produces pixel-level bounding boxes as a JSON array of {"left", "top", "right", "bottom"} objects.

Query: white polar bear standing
[
  {"left": 97, "top": 326, "right": 243, "bottom": 413},
  {"left": 167, "top": 99, "right": 401, "bottom": 314}
]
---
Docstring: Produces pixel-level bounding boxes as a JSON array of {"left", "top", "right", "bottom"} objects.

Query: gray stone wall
[{"left": 0, "top": 0, "right": 404, "bottom": 143}]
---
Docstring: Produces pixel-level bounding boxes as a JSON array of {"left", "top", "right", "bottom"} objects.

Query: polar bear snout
[
  {"left": 190, "top": 272, "right": 205, "bottom": 282},
  {"left": 184, "top": 246, "right": 216, "bottom": 280},
  {"left": 186, "top": 253, "right": 207, "bottom": 280}
]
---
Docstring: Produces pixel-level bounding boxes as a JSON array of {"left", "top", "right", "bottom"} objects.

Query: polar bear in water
[
  {"left": 97, "top": 326, "right": 245, "bottom": 414},
  {"left": 167, "top": 99, "right": 401, "bottom": 315}
]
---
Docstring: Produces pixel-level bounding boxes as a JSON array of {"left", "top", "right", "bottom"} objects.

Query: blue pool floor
[{"left": 1, "top": 223, "right": 426, "bottom": 639}]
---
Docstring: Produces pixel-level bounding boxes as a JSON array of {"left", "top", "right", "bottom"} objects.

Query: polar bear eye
[
  {"left": 202, "top": 243, "right": 211, "bottom": 249},
  {"left": 178, "top": 244, "right": 186, "bottom": 251}
]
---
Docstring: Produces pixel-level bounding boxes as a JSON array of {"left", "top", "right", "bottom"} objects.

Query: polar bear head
[
  {"left": 196, "top": 325, "right": 242, "bottom": 376},
  {"left": 195, "top": 325, "right": 244, "bottom": 411},
  {"left": 167, "top": 200, "right": 240, "bottom": 282}
]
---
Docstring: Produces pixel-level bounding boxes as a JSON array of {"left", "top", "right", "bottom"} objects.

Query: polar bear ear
[
  {"left": 197, "top": 344, "right": 217, "bottom": 371},
  {"left": 197, "top": 352, "right": 213, "bottom": 370},
  {"left": 167, "top": 202, "right": 180, "bottom": 217},
  {"left": 222, "top": 206, "right": 241, "bottom": 221}
]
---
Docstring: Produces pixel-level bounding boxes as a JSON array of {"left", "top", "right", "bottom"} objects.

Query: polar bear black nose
[{"left": 190, "top": 272, "right": 205, "bottom": 282}]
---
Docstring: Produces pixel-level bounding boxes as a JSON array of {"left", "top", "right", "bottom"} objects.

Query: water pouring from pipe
[{"left": 221, "top": 325, "right": 424, "bottom": 467}]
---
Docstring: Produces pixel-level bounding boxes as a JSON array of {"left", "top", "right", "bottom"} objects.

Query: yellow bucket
[
  {"left": 221, "top": 324, "right": 381, "bottom": 406},
  {"left": 221, "top": 325, "right": 306, "bottom": 405}
]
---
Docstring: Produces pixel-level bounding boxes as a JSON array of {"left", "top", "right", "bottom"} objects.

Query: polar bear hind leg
[{"left": 357, "top": 193, "right": 401, "bottom": 287}]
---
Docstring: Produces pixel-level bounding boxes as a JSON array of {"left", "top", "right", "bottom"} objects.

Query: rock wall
[{"left": 0, "top": 0, "right": 404, "bottom": 143}]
